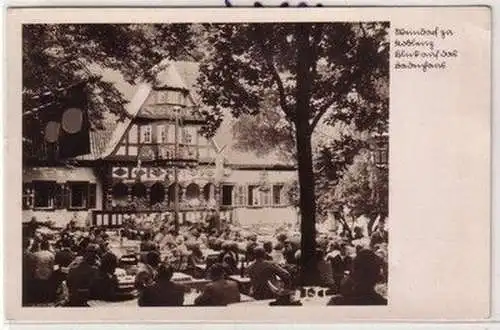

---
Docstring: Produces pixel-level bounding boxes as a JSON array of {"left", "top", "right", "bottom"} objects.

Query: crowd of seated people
[{"left": 22, "top": 214, "right": 388, "bottom": 307}]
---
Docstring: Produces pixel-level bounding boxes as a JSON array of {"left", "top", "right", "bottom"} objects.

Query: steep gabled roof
[
  {"left": 100, "top": 83, "right": 152, "bottom": 159},
  {"left": 78, "top": 61, "right": 296, "bottom": 168},
  {"left": 155, "top": 61, "right": 189, "bottom": 90}
]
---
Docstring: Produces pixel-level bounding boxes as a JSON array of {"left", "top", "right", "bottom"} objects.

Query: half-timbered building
[{"left": 22, "top": 61, "right": 298, "bottom": 229}]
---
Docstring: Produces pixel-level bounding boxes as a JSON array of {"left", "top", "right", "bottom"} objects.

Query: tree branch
[
  {"left": 359, "top": 23, "right": 368, "bottom": 38},
  {"left": 310, "top": 24, "right": 324, "bottom": 79},
  {"left": 309, "top": 97, "right": 337, "bottom": 132},
  {"left": 255, "top": 26, "right": 293, "bottom": 121}
]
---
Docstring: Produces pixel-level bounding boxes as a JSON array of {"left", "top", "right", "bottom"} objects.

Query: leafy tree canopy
[
  {"left": 23, "top": 24, "right": 198, "bottom": 130},
  {"left": 197, "top": 22, "right": 389, "bottom": 137}
]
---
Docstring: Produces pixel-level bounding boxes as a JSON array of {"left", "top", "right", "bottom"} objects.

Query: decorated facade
[{"left": 22, "top": 61, "right": 298, "bottom": 229}]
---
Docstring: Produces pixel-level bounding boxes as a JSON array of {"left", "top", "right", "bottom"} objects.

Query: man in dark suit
[
  {"left": 194, "top": 263, "right": 241, "bottom": 306},
  {"left": 138, "top": 263, "right": 185, "bottom": 306},
  {"left": 247, "top": 247, "right": 292, "bottom": 300}
]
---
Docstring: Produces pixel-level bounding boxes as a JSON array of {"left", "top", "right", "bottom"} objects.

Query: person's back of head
[
  {"left": 83, "top": 243, "right": 100, "bottom": 264},
  {"left": 157, "top": 263, "right": 174, "bottom": 282},
  {"left": 146, "top": 251, "right": 161, "bottom": 268},
  {"left": 254, "top": 246, "right": 266, "bottom": 260},
  {"left": 249, "top": 234, "right": 258, "bottom": 243},
  {"left": 221, "top": 241, "right": 231, "bottom": 252},
  {"left": 351, "top": 249, "right": 382, "bottom": 290},
  {"left": 277, "top": 233, "right": 287, "bottom": 243},
  {"left": 40, "top": 239, "right": 50, "bottom": 251},
  {"left": 208, "top": 263, "right": 225, "bottom": 281},
  {"left": 263, "top": 241, "right": 273, "bottom": 254}
]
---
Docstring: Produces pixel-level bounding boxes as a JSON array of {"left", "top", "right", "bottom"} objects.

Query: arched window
[
  {"left": 168, "top": 183, "right": 183, "bottom": 204},
  {"left": 203, "top": 183, "right": 215, "bottom": 201},
  {"left": 185, "top": 183, "right": 200, "bottom": 201},
  {"left": 131, "top": 182, "right": 147, "bottom": 198},
  {"left": 112, "top": 182, "right": 128, "bottom": 199},
  {"left": 150, "top": 182, "right": 165, "bottom": 205}
]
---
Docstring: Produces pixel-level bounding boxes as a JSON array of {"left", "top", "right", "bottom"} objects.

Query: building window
[
  {"left": 33, "top": 181, "right": 57, "bottom": 209},
  {"left": 248, "top": 185, "right": 261, "bottom": 206},
  {"left": 157, "top": 124, "right": 168, "bottom": 144},
  {"left": 260, "top": 188, "right": 271, "bottom": 206},
  {"left": 374, "top": 149, "right": 388, "bottom": 166},
  {"left": 68, "top": 182, "right": 88, "bottom": 209},
  {"left": 67, "top": 182, "right": 97, "bottom": 210},
  {"left": 222, "top": 185, "right": 233, "bottom": 206},
  {"left": 112, "top": 182, "right": 128, "bottom": 199},
  {"left": 140, "top": 125, "right": 152, "bottom": 144},
  {"left": 273, "top": 184, "right": 284, "bottom": 205},
  {"left": 131, "top": 183, "right": 147, "bottom": 198},
  {"left": 22, "top": 183, "right": 34, "bottom": 210},
  {"left": 150, "top": 182, "right": 166, "bottom": 205},
  {"left": 183, "top": 130, "right": 192, "bottom": 145},
  {"left": 185, "top": 183, "right": 201, "bottom": 201}
]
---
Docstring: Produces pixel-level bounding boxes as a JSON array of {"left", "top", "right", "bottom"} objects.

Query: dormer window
[{"left": 140, "top": 125, "right": 152, "bottom": 144}]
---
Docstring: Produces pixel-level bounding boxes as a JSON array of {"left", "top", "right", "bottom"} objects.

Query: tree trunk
[{"left": 294, "top": 23, "right": 318, "bottom": 286}]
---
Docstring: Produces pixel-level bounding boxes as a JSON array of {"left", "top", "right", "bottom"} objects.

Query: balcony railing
[{"left": 91, "top": 207, "right": 235, "bottom": 228}]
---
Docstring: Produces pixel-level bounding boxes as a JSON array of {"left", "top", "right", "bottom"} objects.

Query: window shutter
[
  {"left": 62, "top": 184, "right": 70, "bottom": 209},
  {"left": 247, "top": 186, "right": 253, "bottom": 206},
  {"left": 233, "top": 186, "right": 240, "bottom": 206},
  {"left": 242, "top": 185, "right": 248, "bottom": 206},
  {"left": 22, "top": 183, "right": 34, "bottom": 210},
  {"left": 88, "top": 183, "right": 97, "bottom": 209},
  {"left": 281, "top": 183, "right": 289, "bottom": 205}
]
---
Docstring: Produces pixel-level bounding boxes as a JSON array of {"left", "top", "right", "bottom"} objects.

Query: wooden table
[{"left": 172, "top": 272, "right": 211, "bottom": 291}]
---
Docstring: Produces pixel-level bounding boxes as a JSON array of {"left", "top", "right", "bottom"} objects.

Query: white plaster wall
[
  {"left": 233, "top": 206, "right": 298, "bottom": 228},
  {"left": 223, "top": 168, "right": 297, "bottom": 184}
]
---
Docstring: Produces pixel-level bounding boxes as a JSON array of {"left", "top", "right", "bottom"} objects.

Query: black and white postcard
[{"left": 5, "top": 6, "right": 491, "bottom": 322}]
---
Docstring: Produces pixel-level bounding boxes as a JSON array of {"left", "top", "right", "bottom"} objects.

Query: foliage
[
  {"left": 231, "top": 94, "right": 296, "bottom": 162},
  {"left": 197, "top": 22, "right": 389, "bottom": 137},
  {"left": 332, "top": 150, "right": 388, "bottom": 225},
  {"left": 23, "top": 24, "right": 197, "bottom": 132}
]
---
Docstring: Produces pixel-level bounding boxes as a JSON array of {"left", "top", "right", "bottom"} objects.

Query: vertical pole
[{"left": 174, "top": 107, "right": 180, "bottom": 234}]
